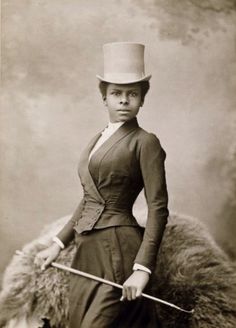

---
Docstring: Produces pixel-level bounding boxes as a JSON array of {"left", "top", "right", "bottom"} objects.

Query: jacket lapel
[
  {"left": 78, "top": 132, "right": 105, "bottom": 203},
  {"left": 78, "top": 118, "right": 139, "bottom": 204},
  {"left": 89, "top": 118, "right": 139, "bottom": 170}
]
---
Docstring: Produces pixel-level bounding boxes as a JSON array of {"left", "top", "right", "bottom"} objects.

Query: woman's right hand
[{"left": 34, "top": 242, "right": 61, "bottom": 271}]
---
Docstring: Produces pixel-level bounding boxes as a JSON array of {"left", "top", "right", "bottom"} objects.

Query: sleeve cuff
[
  {"left": 133, "top": 263, "right": 151, "bottom": 274},
  {"left": 52, "top": 236, "right": 65, "bottom": 249}
]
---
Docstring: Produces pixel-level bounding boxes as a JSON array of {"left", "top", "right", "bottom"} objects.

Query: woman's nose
[{"left": 120, "top": 95, "right": 129, "bottom": 105}]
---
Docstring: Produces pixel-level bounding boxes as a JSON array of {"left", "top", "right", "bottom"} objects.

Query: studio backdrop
[{"left": 1, "top": 0, "right": 236, "bottom": 280}]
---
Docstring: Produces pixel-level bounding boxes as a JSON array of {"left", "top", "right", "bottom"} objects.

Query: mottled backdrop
[{"left": 1, "top": 0, "right": 236, "bottom": 279}]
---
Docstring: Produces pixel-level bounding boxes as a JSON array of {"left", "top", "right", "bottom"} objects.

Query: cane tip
[{"left": 181, "top": 307, "right": 194, "bottom": 314}]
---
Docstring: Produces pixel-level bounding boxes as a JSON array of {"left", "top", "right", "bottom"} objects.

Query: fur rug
[{"left": 0, "top": 213, "right": 236, "bottom": 328}]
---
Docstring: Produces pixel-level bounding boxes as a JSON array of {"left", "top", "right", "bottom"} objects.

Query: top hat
[{"left": 96, "top": 42, "right": 151, "bottom": 84}]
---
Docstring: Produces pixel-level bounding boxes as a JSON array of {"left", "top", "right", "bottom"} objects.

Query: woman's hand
[
  {"left": 122, "top": 270, "right": 150, "bottom": 301},
  {"left": 34, "top": 242, "right": 61, "bottom": 271}
]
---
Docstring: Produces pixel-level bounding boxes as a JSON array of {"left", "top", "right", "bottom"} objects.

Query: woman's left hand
[{"left": 122, "top": 270, "right": 150, "bottom": 301}]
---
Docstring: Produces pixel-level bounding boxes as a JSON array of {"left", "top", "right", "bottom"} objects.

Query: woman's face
[{"left": 104, "top": 83, "right": 143, "bottom": 123}]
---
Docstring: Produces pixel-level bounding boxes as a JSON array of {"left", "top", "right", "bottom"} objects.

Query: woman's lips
[{"left": 117, "top": 109, "right": 130, "bottom": 112}]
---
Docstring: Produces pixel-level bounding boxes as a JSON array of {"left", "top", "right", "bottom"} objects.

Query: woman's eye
[
  {"left": 130, "top": 92, "right": 137, "bottom": 97},
  {"left": 111, "top": 91, "right": 121, "bottom": 96}
]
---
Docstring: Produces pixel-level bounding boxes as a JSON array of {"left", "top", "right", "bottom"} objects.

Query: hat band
[{"left": 103, "top": 72, "right": 145, "bottom": 83}]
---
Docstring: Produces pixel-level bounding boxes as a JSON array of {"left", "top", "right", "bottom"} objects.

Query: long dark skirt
[{"left": 69, "top": 226, "right": 159, "bottom": 328}]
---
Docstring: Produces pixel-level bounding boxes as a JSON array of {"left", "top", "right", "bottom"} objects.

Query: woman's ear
[{"left": 103, "top": 96, "right": 107, "bottom": 105}]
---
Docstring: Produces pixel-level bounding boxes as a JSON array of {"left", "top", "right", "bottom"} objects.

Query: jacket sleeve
[
  {"left": 56, "top": 198, "right": 85, "bottom": 247},
  {"left": 134, "top": 133, "right": 169, "bottom": 272}
]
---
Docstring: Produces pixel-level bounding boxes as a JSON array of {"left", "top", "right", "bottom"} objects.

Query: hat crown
[{"left": 97, "top": 42, "right": 151, "bottom": 84}]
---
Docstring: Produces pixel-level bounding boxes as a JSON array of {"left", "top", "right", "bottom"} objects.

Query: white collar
[
  {"left": 101, "top": 121, "right": 124, "bottom": 137},
  {"left": 107, "top": 121, "right": 124, "bottom": 130}
]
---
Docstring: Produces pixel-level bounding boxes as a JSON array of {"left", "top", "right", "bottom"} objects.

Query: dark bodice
[
  {"left": 57, "top": 118, "right": 169, "bottom": 271},
  {"left": 75, "top": 127, "right": 146, "bottom": 234}
]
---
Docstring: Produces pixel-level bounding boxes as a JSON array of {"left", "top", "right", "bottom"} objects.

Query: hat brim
[{"left": 96, "top": 74, "right": 151, "bottom": 84}]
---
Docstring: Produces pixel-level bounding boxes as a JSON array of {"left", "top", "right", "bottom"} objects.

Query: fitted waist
[
  {"left": 73, "top": 198, "right": 138, "bottom": 234},
  {"left": 84, "top": 199, "right": 133, "bottom": 213}
]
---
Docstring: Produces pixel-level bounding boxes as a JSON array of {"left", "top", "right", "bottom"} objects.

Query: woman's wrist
[
  {"left": 51, "top": 241, "right": 62, "bottom": 252},
  {"left": 132, "top": 270, "right": 150, "bottom": 278},
  {"left": 133, "top": 263, "right": 151, "bottom": 274},
  {"left": 52, "top": 236, "right": 65, "bottom": 249}
]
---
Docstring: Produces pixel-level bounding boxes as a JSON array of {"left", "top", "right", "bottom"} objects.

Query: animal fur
[{"left": 0, "top": 213, "right": 236, "bottom": 328}]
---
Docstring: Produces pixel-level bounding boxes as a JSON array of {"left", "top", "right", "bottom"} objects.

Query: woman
[{"left": 35, "top": 42, "right": 169, "bottom": 327}]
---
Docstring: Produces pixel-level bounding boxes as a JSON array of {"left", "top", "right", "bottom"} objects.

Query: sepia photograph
[{"left": 0, "top": 0, "right": 236, "bottom": 327}]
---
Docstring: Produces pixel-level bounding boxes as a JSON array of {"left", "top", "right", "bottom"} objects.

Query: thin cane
[{"left": 16, "top": 250, "right": 194, "bottom": 314}]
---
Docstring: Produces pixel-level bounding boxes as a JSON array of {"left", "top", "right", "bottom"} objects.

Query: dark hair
[{"left": 99, "top": 81, "right": 150, "bottom": 103}]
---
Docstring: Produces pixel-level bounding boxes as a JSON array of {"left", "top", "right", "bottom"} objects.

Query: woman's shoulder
[
  {"left": 133, "top": 127, "right": 167, "bottom": 159},
  {"left": 135, "top": 127, "right": 162, "bottom": 149}
]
